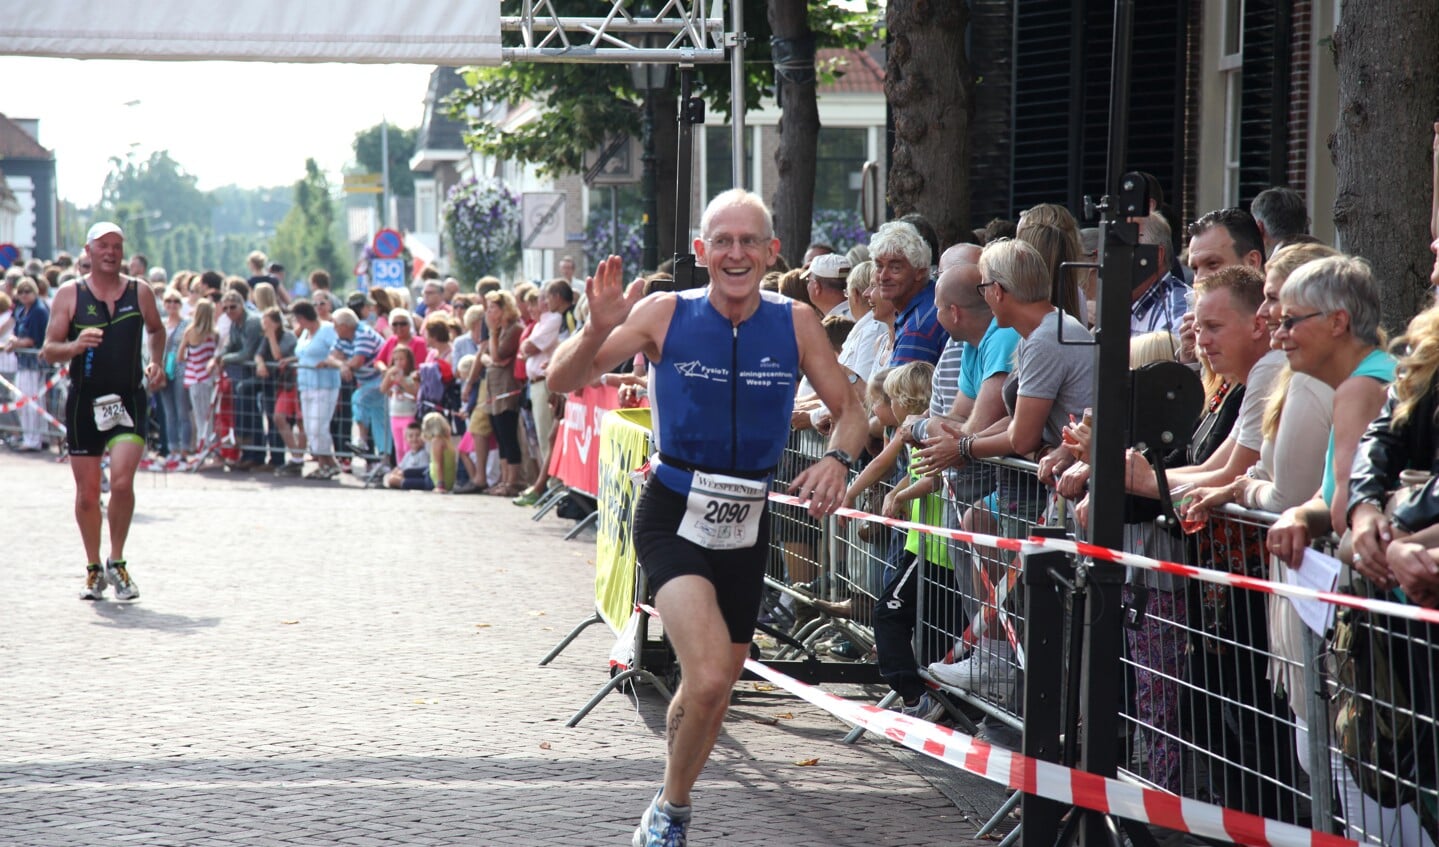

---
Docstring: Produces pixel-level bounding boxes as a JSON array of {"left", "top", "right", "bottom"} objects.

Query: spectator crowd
[
  {"left": 1, "top": 250, "right": 599, "bottom": 503},
  {"left": 3, "top": 145, "right": 1438, "bottom": 841}
]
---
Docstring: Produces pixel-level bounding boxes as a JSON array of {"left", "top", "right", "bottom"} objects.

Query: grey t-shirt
[
  {"left": 1235, "top": 349, "right": 1286, "bottom": 452},
  {"left": 1001, "top": 309, "right": 1095, "bottom": 450}
]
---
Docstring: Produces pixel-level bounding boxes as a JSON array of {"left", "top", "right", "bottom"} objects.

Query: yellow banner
[{"left": 595, "top": 407, "right": 652, "bottom": 633}]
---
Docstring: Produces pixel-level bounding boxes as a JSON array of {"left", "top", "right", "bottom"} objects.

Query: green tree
[
  {"left": 100, "top": 150, "right": 215, "bottom": 234},
  {"left": 352, "top": 123, "right": 418, "bottom": 198},
  {"left": 268, "top": 159, "right": 350, "bottom": 288},
  {"left": 446, "top": 0, "right": 873, "bottom": 263}
]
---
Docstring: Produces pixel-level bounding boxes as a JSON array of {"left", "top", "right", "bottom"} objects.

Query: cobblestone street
[{"left": 0, "top": 451, "right": 1004, "bottom": 846}]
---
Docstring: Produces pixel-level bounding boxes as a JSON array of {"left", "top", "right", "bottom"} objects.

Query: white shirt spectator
[{"left": 524, "top": 311, "right": 562, "bottom": 380}]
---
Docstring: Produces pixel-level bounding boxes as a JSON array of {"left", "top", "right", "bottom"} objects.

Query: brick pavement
[{"left": 0, "top": 450, "right": 1009, "bottom": 846}]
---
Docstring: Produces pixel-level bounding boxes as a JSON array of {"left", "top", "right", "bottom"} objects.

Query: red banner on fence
[{"left": 548, "top": 383, "right": 622, "bottom": 497}]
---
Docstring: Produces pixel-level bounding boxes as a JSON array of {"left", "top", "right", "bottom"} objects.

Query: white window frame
[
  {"left": 1221, "top": 71, "right": 1243, "bottom": 207},
  {"left": 1219, "top": 0, "right": 1245, "bottom": 71}
]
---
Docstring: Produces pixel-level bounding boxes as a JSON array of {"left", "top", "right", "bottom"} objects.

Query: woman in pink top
[{"left": 376, "top": 308, "right": 428, "bottom": 368}]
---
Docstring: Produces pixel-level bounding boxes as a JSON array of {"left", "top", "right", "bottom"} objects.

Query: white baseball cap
[{"left": 86, "top": 221, "right": 124, "bottom": 243}]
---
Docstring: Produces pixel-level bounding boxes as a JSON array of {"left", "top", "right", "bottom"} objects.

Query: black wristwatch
[{"left": 822, "top": 448, "right": 856, "bottom": 470}]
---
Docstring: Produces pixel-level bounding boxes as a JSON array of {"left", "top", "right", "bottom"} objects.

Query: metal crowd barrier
[
  {"left": 0, "top": 349, "right": 67, "bottom": 446},
  {"left": 758, "top": 425, "right": 1439, "bottom": 846}
]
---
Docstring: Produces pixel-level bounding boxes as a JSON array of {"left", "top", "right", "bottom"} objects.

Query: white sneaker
[
  {"left": 105, "top": 559, "right": 139, "bottom": 601},
  {"left": 927, "top": 640, "right": 1016, "bottom": 702},
  {"left": 80, "top": 566, "right": 107, "bottom": 600}
]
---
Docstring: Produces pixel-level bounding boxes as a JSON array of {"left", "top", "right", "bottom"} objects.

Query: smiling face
[
  {"left": 694, "top": 202, "right": 777, "bottom": 305},
  {"left": 873, "top": 253, "right": 926, "bottom": 310},
  {"left": 1260, "top": 267, "right": 1285, "bottom": 344},
  {"left": 1273, "top": 297, "right": 1337, "bottom": 377},
  {"left": 864, "top": 279, "right": 896, "bottom": 323}
]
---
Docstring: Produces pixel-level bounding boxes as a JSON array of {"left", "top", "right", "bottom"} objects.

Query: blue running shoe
[{"left": 632, "top": 789, "right": 690, "bottom": 847}]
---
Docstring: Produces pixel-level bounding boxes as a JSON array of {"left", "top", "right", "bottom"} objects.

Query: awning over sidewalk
[{"left": 6, "top": 1, "right": 501, "bottom": 65}]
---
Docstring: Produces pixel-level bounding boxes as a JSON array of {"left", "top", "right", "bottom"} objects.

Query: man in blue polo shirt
[
  {"left": 871, "top": 221, "right": 944, "bottom": 366},
  {"left": 332, "top": 307, "right": 387, "bottom": 462}
]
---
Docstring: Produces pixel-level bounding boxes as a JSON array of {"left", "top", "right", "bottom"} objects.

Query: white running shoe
[
  {"left": 927, "top": 640, "right": 1016, "bottom": 702},
  {"left": 80, "top": 566, "right": 107, "bottom": 600},
  {"left": 105, "top": 559, "right": 140, "bottom": 601}
]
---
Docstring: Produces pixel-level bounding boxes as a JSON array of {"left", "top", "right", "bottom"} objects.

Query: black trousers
[{"left": 874, "top": 552, "right": 959, "bottom": 703}]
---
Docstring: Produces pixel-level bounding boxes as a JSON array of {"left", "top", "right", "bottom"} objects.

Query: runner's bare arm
[
  {"left": 788, "top": 302, "right": 865, "bottom": 517},
  {"left": 40, "top": 284, "right": 93, "bottom": 365},
  {"left": 139, "top": 281, "right": 167, "bottom": 389},
  {"left": 547, "top": 256, "right": 664, "bottom": 393}
]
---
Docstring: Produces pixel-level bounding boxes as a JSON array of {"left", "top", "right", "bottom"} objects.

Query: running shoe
[
  {"left": 632, "top": 789, "right": 690, "bottom": 847},
  {"left": 80, "top": 565, "right": 106, "bottom": 600},
  {"left": 899, "top": 692, "right": 946, "bottom": 722},
  {"left": 512, "top": 488, "right": 541, "bottom": 507},
  {"left": 104, "top": 559, "right": 139, "bottom": 601},
  {"left": 274, "top": 462, "right": 304, "bottom": 478},
  {"left": 926, "top": 639, "right": 1016, "bottom": 703}
]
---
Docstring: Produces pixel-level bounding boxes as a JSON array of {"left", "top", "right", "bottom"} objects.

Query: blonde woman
[
  {"left": 837, "top": 260, "right": 885, "bottom": 384},
  {"left": 178, "top": 299, "right": 220, "bottom": 452},
  {"left": 482, "top": 289, "right": 525, "bottom": 496},
  {"left": 1016, "top": 203, "right": 1086, "bottom": 321},
  {"left": 251, "top": 281, "right": 279, "bottom": 314}
]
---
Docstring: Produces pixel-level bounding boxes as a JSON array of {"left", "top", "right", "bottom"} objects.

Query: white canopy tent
[{"left": 5, "top": 1, "right": 502, "bottom": 65}]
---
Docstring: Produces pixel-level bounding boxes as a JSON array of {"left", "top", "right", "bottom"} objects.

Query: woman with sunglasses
[
  {"left": 157, "top": 287, "right": 193, "bottom": 459},
  {"left": 1263, "top": 255, "right": 1395, "bottom": 567}
]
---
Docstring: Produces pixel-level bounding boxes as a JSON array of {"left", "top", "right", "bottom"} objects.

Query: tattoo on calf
[{"left": 667, "top": 705, "right": 685, "bottom": 756}]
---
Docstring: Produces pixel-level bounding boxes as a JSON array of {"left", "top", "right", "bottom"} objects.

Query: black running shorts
[
  {"left": 66, "top": 388, "right": 148, "bottom": 458},
  {"left": 632, "top": 478, "right": 771, "bottom": 644}
]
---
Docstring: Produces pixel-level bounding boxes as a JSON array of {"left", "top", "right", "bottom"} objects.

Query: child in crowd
[
  {"left": 422, "top": 411, "right": 457, "bottom": 493},
  {"left": 452, "top": 354, "right": 487, "bottom": 493},
  {"left": 382, "top": 345, "right": 418, "bottom": 464},
  {"left": 178, "top": 299, "right": 220, "bottom": 453},
  {"left": 843, "top": 362, "right": 954, "bottom": 722},
  {"left": 384, "top": 421, "right": 430, "bottom": 490}
]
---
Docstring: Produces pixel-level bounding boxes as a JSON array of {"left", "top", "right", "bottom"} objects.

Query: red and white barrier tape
[
  {"left": 766, "top": 492, "right": 1439, "bottom": 626},
  {"left": 633, "top": 601, "right": 1352, "bottom": 847},
  {"left": 0, "top": 368, "right": 68, "bottom": 431},
  {"left": 741, "top": 656, "right": 1356, "bottom": 847}
]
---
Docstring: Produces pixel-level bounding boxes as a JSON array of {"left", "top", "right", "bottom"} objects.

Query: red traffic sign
[{"left": 372, "top": 228, "right": 404, "bottom": 259}]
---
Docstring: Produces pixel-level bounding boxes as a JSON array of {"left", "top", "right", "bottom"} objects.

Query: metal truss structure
[
  {"left": 500, "top": 0, "right": 731, "bottom": 64},
  {"left": 499, "top": 0, "right": 747, "bottom": 207}
]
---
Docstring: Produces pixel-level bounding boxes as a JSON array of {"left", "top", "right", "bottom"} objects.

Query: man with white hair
[
  {"left": 548, "top": 189, "right": 865, "bottom": 847},
  {"left": 870, "top": 221, "right": 944, "bottom": 366},
  {"left": 41, "top": 222, "right": 166, "bottom": 600}
]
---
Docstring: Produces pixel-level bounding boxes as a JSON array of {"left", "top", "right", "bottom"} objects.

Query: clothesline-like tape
[
  {"left": 631, "top": 601, "right": 1353, "bottom": 847},
  {"left": 0, "top": 366, "right": 66, "bottom": 412},
  {"left": 0, "top": 368, "right": 68, "bottom": 432},
  {"left": 765, "top": 492, "right": 1439, "bottom": 626},
  {"left": 740, "top": 656, "right": 1356, "bottom": 847}
]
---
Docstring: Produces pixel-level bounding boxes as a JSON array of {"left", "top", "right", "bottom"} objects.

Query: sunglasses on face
[{"left": 1278, "top": 311, "right": 1324, "bottom": 331}]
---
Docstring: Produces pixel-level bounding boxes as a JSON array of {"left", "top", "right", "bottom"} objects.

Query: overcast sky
[{"left": 0, "top": 57, "right": 437, "bottom": 205}]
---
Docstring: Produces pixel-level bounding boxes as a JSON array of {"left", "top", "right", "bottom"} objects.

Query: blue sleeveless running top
[
  {"left": 651, "top": 288, "right": 799, "bottom": 493},
  {"left": 68, "top": 277, "right": 146, "bottom": 396}
]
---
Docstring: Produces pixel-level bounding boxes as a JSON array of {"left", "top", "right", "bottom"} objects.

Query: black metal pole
[
  {"left": 642, "top": 92, "right": 659, "bottom": 272},
  {"left": 671, "top": 67, "right": 703, "bottom": 288},
  {"left": 1077, "top": 1, "right": 1135, "bottom": 845},
  {"left": 672, "top": 67, "right": 696, "bottom": 256}
]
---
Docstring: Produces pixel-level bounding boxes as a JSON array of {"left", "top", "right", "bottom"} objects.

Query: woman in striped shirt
[{"left": 178, "top": 299, "right": 220, "bottom": 452}]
